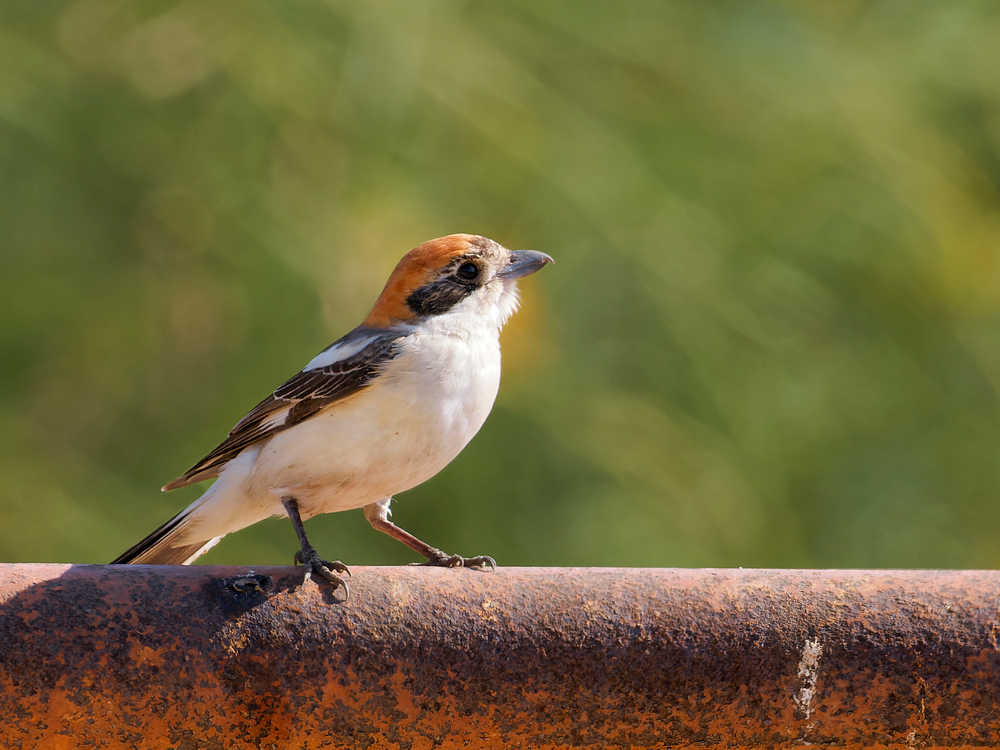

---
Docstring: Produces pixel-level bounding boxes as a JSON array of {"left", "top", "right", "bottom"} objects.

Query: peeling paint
[{"left": 794, "top": 637, "right": 823, "bottom": 724}]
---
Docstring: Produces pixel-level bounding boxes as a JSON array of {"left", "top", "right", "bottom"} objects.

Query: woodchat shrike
[{"left": 112, "top": 234, "right": 553, "bottom": 594}]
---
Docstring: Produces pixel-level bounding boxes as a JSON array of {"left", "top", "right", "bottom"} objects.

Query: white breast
[{"left": 246, "top": 303, "right": 503, "bottom": 518}]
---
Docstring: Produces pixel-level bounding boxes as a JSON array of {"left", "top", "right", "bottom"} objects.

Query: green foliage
[{"left": 3, "top": 0, "right": 1000, "bottom": 567}]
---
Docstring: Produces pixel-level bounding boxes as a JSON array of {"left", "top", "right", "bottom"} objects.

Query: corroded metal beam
[{"left": 0, "top": 564, "right": 998, "bottom": 748}]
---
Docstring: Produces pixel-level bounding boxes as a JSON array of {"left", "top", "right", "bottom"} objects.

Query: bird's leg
[
  {"left": 363, "top": 499, "right": 496, "bottom": 571},
  {"left": 281, "top": 497, "right": 351, "bottom": 593}
]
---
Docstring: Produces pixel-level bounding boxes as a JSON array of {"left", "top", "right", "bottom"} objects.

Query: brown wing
[{"left": 162, "top": 330, "right": 404, "bottom": 490}]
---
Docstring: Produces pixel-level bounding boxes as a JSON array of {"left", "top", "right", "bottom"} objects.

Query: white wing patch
[
  {"left": 304, "top": 334, "right": 381, "bottom": 371},
  {"left": 262, "top": 406, "right": 292, "bottom": 430}
]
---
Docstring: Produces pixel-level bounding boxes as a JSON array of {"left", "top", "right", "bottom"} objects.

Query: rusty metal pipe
[{"left": 1, "top": 564, "right": 998, "bottom": 748}]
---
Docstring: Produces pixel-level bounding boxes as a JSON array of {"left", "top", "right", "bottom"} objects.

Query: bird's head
[{"left": 364, "top": 234, "right": 553, "bottom": 330}]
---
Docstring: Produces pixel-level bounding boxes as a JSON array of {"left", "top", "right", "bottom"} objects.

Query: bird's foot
[
  {"left": 294, "top": 546, "right": 351, "bottom": 594},
  {"left": 413, "top": 549, "right": 496, "bottom": 571}
]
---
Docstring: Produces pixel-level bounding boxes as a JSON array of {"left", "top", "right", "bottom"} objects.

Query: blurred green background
[{"left": 3, "top": 0, "right": 1000, "bottom": 569}]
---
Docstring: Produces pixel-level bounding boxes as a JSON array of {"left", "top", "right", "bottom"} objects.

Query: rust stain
[{"left": 0, "top": 565, "right": 999, "bottom": 748}]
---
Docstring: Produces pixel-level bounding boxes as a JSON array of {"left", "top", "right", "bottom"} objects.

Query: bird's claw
[
  {"left": 413, "top": 551, "right": 497, "bottom": 571},
  {"left": 294, "top": 550, "right": 351, "bottom": 577},
  {"left": 294, "top": 547, "right": 351, "bottom": 595}
]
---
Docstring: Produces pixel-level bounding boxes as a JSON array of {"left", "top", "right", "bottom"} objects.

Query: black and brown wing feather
[{"left": 162, "top": 331, "right": 404, "bottom": 491}]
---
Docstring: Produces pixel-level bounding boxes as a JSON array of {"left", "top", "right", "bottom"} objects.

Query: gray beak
[{"left": 499, "top": 250, "right": 555, "bottom": 280}]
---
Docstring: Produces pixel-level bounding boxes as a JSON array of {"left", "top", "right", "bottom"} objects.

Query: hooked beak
[{"left": 499, "top": 250, "right": 555, "bottom": 281}]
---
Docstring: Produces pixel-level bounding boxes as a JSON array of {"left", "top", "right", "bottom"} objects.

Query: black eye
[{"left": 456, "top": 262, "right": 479, "bottom": 281}]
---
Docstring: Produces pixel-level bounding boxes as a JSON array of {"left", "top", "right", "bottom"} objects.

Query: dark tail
[{"left": 111, "top": 508, "right": 220, "bottom": 565}]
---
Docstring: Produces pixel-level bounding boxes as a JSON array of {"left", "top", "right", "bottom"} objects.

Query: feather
[{"left": 162, "top": 329, "right": 404, "bottom": 491}]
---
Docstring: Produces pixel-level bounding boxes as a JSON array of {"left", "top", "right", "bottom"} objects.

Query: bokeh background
[{"left": 3, "top": 1, "right": 1000, "bottom": 569}]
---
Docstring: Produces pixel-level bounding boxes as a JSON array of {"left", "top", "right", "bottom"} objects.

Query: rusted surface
[{"left": 0, "top": 565, "right": 998, "bottom": 749}]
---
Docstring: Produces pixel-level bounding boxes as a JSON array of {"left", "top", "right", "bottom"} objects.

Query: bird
[{"left": 112, "top": 234, "right": 553, "bottom": 595}]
